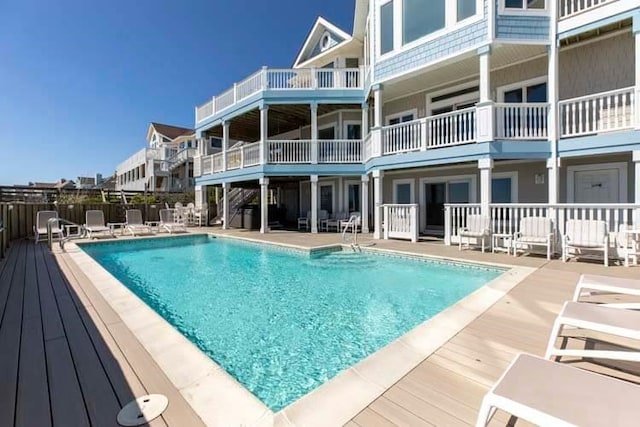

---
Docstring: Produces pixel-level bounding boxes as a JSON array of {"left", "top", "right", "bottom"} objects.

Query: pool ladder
[
  {"left": 48, "top": 218, "right": 85, "bottom": 251},
  {"left": 341, "top": 215, "right": 361, "bottom": 251}
]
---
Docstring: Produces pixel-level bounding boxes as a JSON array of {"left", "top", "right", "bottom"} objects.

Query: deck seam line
[{"left": 35, "top": 244, "right": 54, "bottom": 427}]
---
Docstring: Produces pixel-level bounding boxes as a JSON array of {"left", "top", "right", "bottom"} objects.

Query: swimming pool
[{"left": 81, "top": 235, "right": 502, "bottom": 411}]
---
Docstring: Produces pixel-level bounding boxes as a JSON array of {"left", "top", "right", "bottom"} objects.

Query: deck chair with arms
[
  {"left": 159, "top": 209, "right": 187, "bottom": 234},
  {"left": 34, "top": 210, "right": 63, "bottom": 243},
  {"left": 124, "top": 209, "right": 153, "bottom": 236}
]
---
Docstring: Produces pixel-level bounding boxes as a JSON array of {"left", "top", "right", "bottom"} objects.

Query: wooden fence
[{"left": 0, "top": 202, "right": 166, "bottom": 243}]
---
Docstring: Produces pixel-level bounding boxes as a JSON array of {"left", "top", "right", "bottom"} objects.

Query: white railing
[
  {"left": 382, "top": 119, "right": 423, "bottom": 155},
  {"left": 267, "top": 140, "right": 311, "bottom": 163},
  {"left": 495, "top": 103, "right": 549, "bottom": 140},
  {"left": 243, "top": 142, "right": 261, "bottom": 167},
  {"left": 167, "top": 148, "right": 197, "bottom": 170},
  {"left": 559, "top": 0, "right": 612, "bottom": 18},
  {"left": 201, "top": 155, "right": 213, "bottom": 175},
  {"left": 193, "top": 156, "right": 202, "bottom": 177},
  {"left": 195, "top": 67, "right": 363, "bottom": 123},
  {"left": 560, "top": 87, "right": 636, "bottom": 138},
  {"left": 444, "top": 203, "right": 640, "bottom": 250},
  {"left": 226, "top": 147, "right": 242, "bottom": 170},
  {"left": 383, "top": 204, "right": 419, "bottom": 243},
  {"left": 212, "top": 153, "right": 223, "bottom": 172},
  {"left": 318, "top": 139, "right": 362, "bottom": 163},
  {"left": 427, "top": 107, "right": 476, "bottom": 147},
  {"left": 236, "top": 70, "right": 264, "bottom": 101}
]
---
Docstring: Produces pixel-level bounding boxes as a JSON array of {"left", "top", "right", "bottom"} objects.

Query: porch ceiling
[
  {"left": 382, "top": 44, "right": 547, "bottom": 101},
  {"left": 204, "top": 104, "right": 361, "bottom": 142}
]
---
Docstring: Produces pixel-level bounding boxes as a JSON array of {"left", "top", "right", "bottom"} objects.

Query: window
[
  {"left": 403, "top": 0, "right": 445, "bottom": 45},
  {"left": 347, "top": 183, "right": 361, "bottom": 212},
  {"left": 503, "top": 82, "right": 547, "bottom": 103},
  {"left": 380, "top": 1, "right": 394, "bottom": 54},
  {"left": 320, "top": 184, "right": 333, "bottom": 214},
  {"left": 504, "top": 0, "right": 545, "bottom": 9},
  {"left": 345, "top": 124, "right": 362, "bottom": 140},
  {"left": 491, "top": 177, "right": 517, "bottom": 203},
  {"left": 387, "top": 113, "right": 415, "bottom": 125},
  {"left": 394, "top": 179, "right": 414, "bottom": 204},
  {"left": 457, "top": 0, "right": 476, "bottom": 21}
]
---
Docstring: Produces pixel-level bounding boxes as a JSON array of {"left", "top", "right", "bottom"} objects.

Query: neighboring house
[
  {"left": 76, "top": 176, "right": 96, "bottom": 189},
  {"left": 192, "top": 0, "right": 640, "bottom": 239},
  {"left": 115, "top": 122, "right": 204, "bottom": 192},
  {"left": 29, "top": 179, "right": 77, "bottom": 191}
]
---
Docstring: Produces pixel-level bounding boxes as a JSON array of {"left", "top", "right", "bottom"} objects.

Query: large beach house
[
  {"left": 192, "top": 0, "right": 640, "bottom": 248},
  {"left": 116, "top": 123, "right": 204, "bottom": 192}
]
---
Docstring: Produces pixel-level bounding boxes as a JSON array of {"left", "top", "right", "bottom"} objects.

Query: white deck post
[
  {"left": 222, "top": 120, "right": 230, "bottom": 172},
  {"left": 372, "top": 84, "right": 383, "bottom": 158},
  {"left": 362, "top": 103, "right": 369, "bottom": 135},
  {"left": 260, "top": 105, "right": 268, "bottom": 164},
  {"left": 634, "top": 151, "right": 640, "bottom": 225},
  {"left": 310, "top": 175, "right": 319, "bottom": 233},
  {"left": 361, "top": 174, "right": 370, "bottom": 233},
  {"left": 221, "top": 182, "right": 229, "bottom": 230},
  {"left": 476, "top": 46, "right": 494, "bottom": 143},
  {"left": 260, "top": 177, "right": 269, "bottom": 234},
  {"left": 373, "top": 169, "right": 383, "bottom": 239},
  {"left": 195, "top": 185, "right": 206, "bottom": 208},
  {"left": 634, "top": 16, "right": 640, "bottom": 128},
  {"left": 548, "top": 0, "right": 560, "bottom": 201},
  {"left": 311, "top": 103, "right": 318, "bottom": 164},
  {"left": 479, "top": 158, "right": 493, "bottom": 217}
]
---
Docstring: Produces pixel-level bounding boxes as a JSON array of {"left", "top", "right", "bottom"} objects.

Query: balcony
[
  {"left": 195, "top": 67, "right": 363, "bottom": 125},
  {"left": 558, "top": 0, "right": 636, "bottom": 35}
]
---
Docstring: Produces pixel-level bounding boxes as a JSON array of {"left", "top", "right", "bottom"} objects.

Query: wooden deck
[
  {"left": 1, "top": 230, "right": 639, "bottom": 427},
  {"left": 0, "top": 240, "right": 204, "bottom": 427}
]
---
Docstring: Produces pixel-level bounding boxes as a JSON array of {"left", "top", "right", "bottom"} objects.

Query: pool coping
[{"left": 63, "top": 233, "right": 536, "bottom": 427}]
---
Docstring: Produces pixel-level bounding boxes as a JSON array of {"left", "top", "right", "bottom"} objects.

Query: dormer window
[{"left": 320, "top": 31, "right": 333, "bottom": 51}]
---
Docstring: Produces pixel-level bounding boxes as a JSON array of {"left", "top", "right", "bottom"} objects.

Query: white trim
[
  {"left": 492, "top": 171, "right": 519, "bottom": 203},
  {"left": 294, "top": 17, "right": 352, "bottom": 68},
  {"left": 392, "top": 178, "right": 415, "bottom": 203},
  {"left": 496, "top": 76, "right": 547, "bottom": 102},
  {"left": 385, "top": 108, "right": 418, "bottom": 125},
  {"left": 343, "top": 179, "right": 362, "bottom": 213},
  {"left": 419, "top": 175, "right": 477, "bottom": 231},
  {"left": 567, "top": 162, "right": 628, "bottom": 203}
]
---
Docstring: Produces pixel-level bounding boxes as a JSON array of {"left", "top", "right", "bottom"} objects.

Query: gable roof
[
  {"left": 293, "top": 17, "right": 352, "bottom": 68},
  {"left": 148, "top": 122, "right": 194, "bottom": 141}
]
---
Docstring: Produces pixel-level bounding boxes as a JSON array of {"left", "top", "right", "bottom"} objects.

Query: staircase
[{"left": 212, "top": 188, "right": 259, "bottom": 225}]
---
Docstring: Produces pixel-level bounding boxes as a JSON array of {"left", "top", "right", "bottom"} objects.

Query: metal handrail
[
  {"left": 341, "top": 215, "right": 360, "bottom": 246},
  {"left": 48, "top": 217, "right": 85, "bottom": 250}
]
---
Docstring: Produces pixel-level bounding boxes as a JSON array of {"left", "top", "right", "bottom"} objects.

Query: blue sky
[{"left": 0, "top": 0, "right": 354, "bottom": 185}]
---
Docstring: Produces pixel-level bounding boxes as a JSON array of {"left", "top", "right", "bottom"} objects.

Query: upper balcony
[
  {"left": 558, "top": 0, "right": 638, "bottom": 37},
  {"left": 195, "top": 67, "right": 364, "bottom": 128}
]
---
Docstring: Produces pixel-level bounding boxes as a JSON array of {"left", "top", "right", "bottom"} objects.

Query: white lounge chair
[
  {"left": 573, "top": 274, "right": 640, "bottom": 309},
  {"left": 297, "top": 211, "right": 311, "bottom": 231},
  {"left": 34, "top": 210, "right": 63, "bottom": 243},
  {"left": 85, "top": 210, "right": 113, "bottom": 239},
  {"left": 159, "top": 209, "right": 187, "bottom": 234},
  {"left": 475, "top": 353, "right": 640, "bottom": 427},
  {"left": 545, "top": 300, "right": 640, "bottom": 363},
  {"left": 124, "top": 210, "right": 153, "bottom": 236},
  {"left": 562, "top": 219, "right": 609, "bottom": 267},
  {"left": 616, "top": 224, "right": 639, "bottom": 267},
  {"left": 512, "top": 216, "right": 554, "bottom": 260},
  {"left": 458, "top": 215, "right": 491, "bottom": 253}
]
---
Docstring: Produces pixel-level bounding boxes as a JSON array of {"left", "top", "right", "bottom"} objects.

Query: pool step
[{"left": 305, "top": 252, "right": 377, "bottom": 269}]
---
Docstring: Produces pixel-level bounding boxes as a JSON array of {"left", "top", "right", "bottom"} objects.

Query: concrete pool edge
[{"left": 64, "top": 234, "right": 536, "bottom": 427}]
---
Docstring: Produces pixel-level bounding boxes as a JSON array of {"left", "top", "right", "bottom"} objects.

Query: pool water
[{"left": 82, "top": 235, "right": 502, "bottom": 411}]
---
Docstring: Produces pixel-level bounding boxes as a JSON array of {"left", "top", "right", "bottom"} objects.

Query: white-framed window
[
  {"left": 319, "top": 182, "right": 335, "bottom": 214},
  {"left": 500, "top": 0, "right": 547, "bottom": 13},
  {"left": 380, "top": 0, "right": 395, "bottom": 55},
  {"left": 497, "top": 77, "right": 547, "bottom": 103},
  {"left": 427, "top": 82, "right": 480, "bottom": 115},
  {"left": 419, "top": 175, "right": 477, "bottom": 231},
  {"left": 343, "top": 180, "right": 362, "bottom": 213},
  {"left": 393, "top": 178, "right": 415, "bottom": 204},
  {"left": 343, "top": 121, "right": 362, "bottom": 140},
  {"left": 492, "top": 172, "right": 519, "bottom": 203},
  {"left": 318, "top": 123, "right": 337, "bottom": 139},
  {"left": 386, "top": 109, "right": 417, "bottom": 125},
  {"left": 403, "top": 0, "right": 445, "bottom": 45}
]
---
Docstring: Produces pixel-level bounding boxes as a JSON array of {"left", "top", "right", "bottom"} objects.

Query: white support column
[
  {"left": 361, "top": 174, "right": 370, "bottom": 233},
  {"left": 371, "top": 84, "right": 383, "bottom": 158},
  {"left": 260, "top": 177, "right": 269, "bottom": 234},
  {"left": 222, "top": 120, "right": 230, "bottom": 171},
  {"left": 476, "top": 46, "right": 494, "bottom": 143},
  {"left": 634, "top": 16, "right": 640, "bottom": 128},
  {"left": 311, "top": 103, "right": 318, "bottom": 164},
  {"left": 221, "top": 182, "right": 229, "bottom": 230},
  {"left": 195, "top": 185, "right": 206, "bottom": 208},
  {"left": 260, "top": 105, "right": 269, "bottom": 164},
  {"left": 310, "top": 175, "right": 319, "bottom": 233},
  {"left": 362, "top": 103, "right": 369, "bottom": 134},
  {"left": 478, "top": 158, "right": 493, "bottom": 216},
  {"left": 373, "top": 169, "right": 383, "bottom": 239},
  {"left": 547, "top": 157, "right": 560, "bottom": 205},
  {"left": 548, "top": 0, "right": 561, "bottom": 194}
]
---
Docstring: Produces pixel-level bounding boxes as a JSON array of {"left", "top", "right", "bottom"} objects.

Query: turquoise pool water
[{"left": 82, "top": 235, "right": 502, "bottom": 411}]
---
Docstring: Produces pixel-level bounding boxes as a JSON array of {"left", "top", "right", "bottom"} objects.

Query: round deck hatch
[{"left": 117, "top": 394, "right": 168, "bottom": 426}]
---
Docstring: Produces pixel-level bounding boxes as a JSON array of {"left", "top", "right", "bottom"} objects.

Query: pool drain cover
[{"left": 117, "top": 394, "right": 168, "bottom": 426}]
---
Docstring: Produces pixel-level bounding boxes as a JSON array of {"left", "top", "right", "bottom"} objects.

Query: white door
[{"left": 573, "top": 169, "right": 620, "bottom": 203}]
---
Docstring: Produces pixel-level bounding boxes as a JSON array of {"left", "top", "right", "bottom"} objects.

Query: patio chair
[
  {"left": 124, "top": 209, "right": 153, "bottom": 236},
  {"left": 324, "top": 211, "right": 347, "bottom": 232},
  {"left": 475, "top": 353, "right": 640, "bottom": 427},
  {"left": 512, "top": 216, "right": 554, "bottom": 260},
  {"left": 573, "top": 274, "right": 640, "bottom": 309},
  {"left": 193, "top": 203, "right": 209, "bottom": 227},
  {"left": 159, "top": 209, "right": 187, "bottom": 234},
  {"left": 339, "top": 212, "right": 361, "bottom": 233},
  {"left": 85, "top": 210, "right": 113, "bottom": 239},
  {"left": 616, "top": 224, "right": 639, "bottom": 267},
  {"left": 562, "top": 219, "right": 609, "bottom": 266},
  {"left": 297, "top": 211, "right": 311, "bottom": 231},
  {"left": 458, "top": 215, "right": 491, "bottom": 253},
  {"left": 544, "top": 300, "right": 640, "bottom": 363},
  {"left": 34, "top": 210, "right": 63, "bottom": 244}
]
